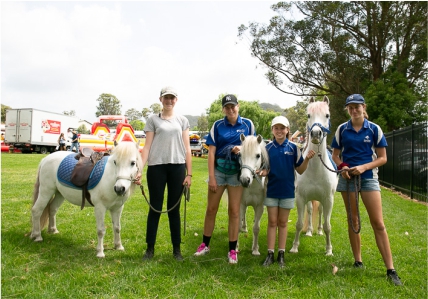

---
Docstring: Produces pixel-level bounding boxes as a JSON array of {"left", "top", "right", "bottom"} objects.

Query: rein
[{"left": 139, "top": 184, "right": 189, "bottom": 214}]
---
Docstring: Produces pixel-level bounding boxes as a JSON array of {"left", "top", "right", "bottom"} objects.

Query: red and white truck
[{"left": 5, "top": 108, "right": 80, "bottom": 154}]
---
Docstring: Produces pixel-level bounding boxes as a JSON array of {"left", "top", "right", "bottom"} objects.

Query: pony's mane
[
  {"left": 307, "top": 101, "right": 330, "bottom": 116},
  {"left": 241, "top": 136, "right": 270, "bottom": 170},
  {"left": 111, "top": 142, "right": 143, "bottom": 169}
]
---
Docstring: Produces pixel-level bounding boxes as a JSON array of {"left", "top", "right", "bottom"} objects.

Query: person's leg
[
  {"left": 145, "top": 165, "right": 167, "bottom": 252},
  {"left": 226, "top": 185, "right": 243, "bottom": 244},
  {"left": 277, "top": 208, "right": 291, "bottom": 250},
  {"left": 203, "top": 185, "right": 226, "bottom": 238},
  {"left": 266, "top": 206, "right": 278, "bottom": 250},
  {"left": 361, "top": 191, "right": 394, "bottom": 269},
  {"left": 341, "top": 191, "right": 362, "bottom": 264}
]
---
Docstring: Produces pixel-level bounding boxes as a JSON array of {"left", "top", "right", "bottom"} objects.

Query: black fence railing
[{"left": 378, "top": 122, "right": 428, "bottom": 202}]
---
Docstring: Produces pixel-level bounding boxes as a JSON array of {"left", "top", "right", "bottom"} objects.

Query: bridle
[{"left": 238, "top": 153, "right": 268, "bottom": 186}]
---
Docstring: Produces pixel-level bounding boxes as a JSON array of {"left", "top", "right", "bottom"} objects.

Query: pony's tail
[{"left": 32, "top": 167, "right": 50, "bottom": 230}]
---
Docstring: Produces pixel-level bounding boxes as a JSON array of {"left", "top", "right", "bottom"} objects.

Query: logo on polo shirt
[
  {"left": 236, "top": 129, "right": 245, "bottom": 133},
  {"left": 364, "top": 135, "right": 371, "bottom": 143},
  {"left": 284, "top": 151, "right": 294, "bottom": 155}
]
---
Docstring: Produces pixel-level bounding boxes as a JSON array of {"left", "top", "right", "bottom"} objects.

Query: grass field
[{"left": 1, "top": 152, "right": 427, "bottom": 298}]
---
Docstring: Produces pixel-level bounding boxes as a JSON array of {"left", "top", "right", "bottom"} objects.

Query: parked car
[{"left": 134, "top": 131, "right": 146, "bottom": 138}]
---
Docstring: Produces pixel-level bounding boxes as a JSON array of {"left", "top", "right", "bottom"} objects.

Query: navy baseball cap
[
  {"left": 345, "top": 94, "right": 365, "bottom": 106},
  {"left": 222, "top": 94, "right": 238, "bottom": 107}
]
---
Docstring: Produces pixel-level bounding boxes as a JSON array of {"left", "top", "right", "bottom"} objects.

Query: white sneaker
[
  {"left": 228, "top": 250, "right": 238, "bottom": 264},
  {"left": 194, "top": 243, "right": 210, "bottom": 256}
]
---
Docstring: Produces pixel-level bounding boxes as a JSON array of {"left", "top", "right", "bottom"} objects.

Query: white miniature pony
[
  {"left": 238, "top": 134, "right": 269, "bottom": 256},
  {"left": 30, "top": 142, "right": 142, "bottom": 258},
  {"left": 290, "top": 96, "right": 338, "bottom": 256}
]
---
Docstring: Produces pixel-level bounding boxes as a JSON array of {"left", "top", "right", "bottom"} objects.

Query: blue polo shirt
[
  {"left": 331, "top": 119, "right": 387, "bottom": 179},
  {"left": 206, "top": 115, "right": 256, "bottom": 158},
  {"left": 266, "top": 139, "right": 303, "bottom": 199}
]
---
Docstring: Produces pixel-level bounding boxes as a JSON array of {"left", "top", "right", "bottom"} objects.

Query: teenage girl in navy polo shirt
[
  {"left": 259, "top": 116, "right": 315, "bottom": 267},
  {"left": 194, "top": 94, "right": 256, "bottom": 264},
  {"left": 331, "top": 94, "right": 402, "bottom": 286}
]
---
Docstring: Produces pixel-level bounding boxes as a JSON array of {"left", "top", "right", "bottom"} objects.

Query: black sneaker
[
  {"left": 173, "top": 249, "right": 183, "bottom": 261},
  {"left": 262, "top": 251, "right": 274, "bottom": 267},
  {"left": 142, "top": 248, "right": 154, "bottom": 260},
  {"left": 353, "top": 261, "right": 364, "bottom": 268},
  {"left": 277, "top": 250, "right": 285, "bottom": 268},
  {"left": 387, "top": 270, "right": 402, "bottom": 286}
]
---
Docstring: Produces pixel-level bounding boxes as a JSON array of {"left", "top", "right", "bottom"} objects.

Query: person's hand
[
  {"left": 305, "top": 150, "right": 316, "bottom": 160},
  {"left": 134, "top": 172, "right": 142, "bottom": 185},
  {"left": 348, "top": 165, "right": 367, "bottom": 176},
  {"left": 256, "top": 169, "right": 269, "bottom": 176},
  {"left": 208, "top": 175, "right": 218, "bottom": 193},
  {"left": 184, "top": 175, "right": 192, "bottom": 187},
  {"left": 231, "top": 146, "right": 241, "bottom": 155}
]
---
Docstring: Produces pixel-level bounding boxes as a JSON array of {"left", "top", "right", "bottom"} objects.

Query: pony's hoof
[
  {"left": 317, "top": 230, "right": 324, "bottom": 235},
  {"left": 96, "top": 252, "right": 105, "bottom": 258},
  {"left": 30, "top": 234, "right": 43, "bottom": 242},
  {"left": 252, "top": 251, "right": 260, "bottom": 256},
  {"left": 325, "top": 252, "right": 333, "bottom": 256},
  {"left": 305, "top": 231, "right": 313, "bottom": 237},
  {"left": 289, "top": 247, "right": 298, "bottom": 254},
  {"left": 240, "top": 229, "right": 248, "bottom": 233},
  {"left": 48, "top": 229, "right": 59, "bottom": 234},
  {"left": 115, "top": 245, "right": 125, "bottom": 251}
]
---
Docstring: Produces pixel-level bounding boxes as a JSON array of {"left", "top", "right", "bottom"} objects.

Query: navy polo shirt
[
  {"left": 206, "top": 115, "right": 256, "bottom": 158},
  {"left": 331, "top": 119, "right": 387, "bottom": 179},
  {"left": 266, "top": 139, "right": 303, "bottom": 199}
]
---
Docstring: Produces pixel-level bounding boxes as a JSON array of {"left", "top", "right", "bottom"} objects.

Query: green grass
[{"left": 1, "top": 152, "right": 427, "bottom": 298}]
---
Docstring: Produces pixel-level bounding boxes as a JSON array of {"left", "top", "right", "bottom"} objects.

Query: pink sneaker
[
  {"left": 194, "top": 243, "right": 210, "bottom": 256},
  {"left": 228, "top": 250, "right": 238, "bottom": 264}
]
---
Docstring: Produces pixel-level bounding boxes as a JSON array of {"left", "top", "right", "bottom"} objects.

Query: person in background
[
  {"left": 331, "top": 94, "right": 402, "bottom": 286},
  {"left": 259, "top": 116, "right": 315, "bottom": 267},
  {"left": 69, "top": 130, "right": 79, "bottom": 153},
  {"left": 194, "top": 94, "right": 256, "bottom": 264},
  {"left": 58, "top": 133, "right": 66, "bottom": 151},
  {"left": 137, "top": 86, "right": 192, "bottom": 261}
]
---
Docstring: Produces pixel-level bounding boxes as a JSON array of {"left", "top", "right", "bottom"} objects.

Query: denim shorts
[
  {"left": 207, "top": 168, "right": 241, "bottom": 187},
  {"left": 336, "top": 176, "right": 381, "bottom": 192},
  {"left": 264, "top": 197, "right": 295, "bottom": 209}
]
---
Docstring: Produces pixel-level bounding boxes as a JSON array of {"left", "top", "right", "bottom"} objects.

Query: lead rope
[{"left": 315, "top": 144, "right": 361, "bottom": 234}]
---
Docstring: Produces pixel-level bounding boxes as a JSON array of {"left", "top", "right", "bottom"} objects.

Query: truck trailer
[{"left": 5, "top": 108, "right": 80, "bottom": 154}]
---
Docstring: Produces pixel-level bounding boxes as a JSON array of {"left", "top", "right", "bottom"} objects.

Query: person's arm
[
  {"left": 207, "top": 145, "right": 218, "bottom": 192},
  {"left": 348, "top": 147, "right": 387, "bottom": 177},
  {"left": 295, "top": 149, "right": 316, "bottom": 175},
  {"left": 182, "top": 128, "right": 192, "bottom": 186},
  {"left": 134, "top": 131, "right": 154, "bottom": 185}
]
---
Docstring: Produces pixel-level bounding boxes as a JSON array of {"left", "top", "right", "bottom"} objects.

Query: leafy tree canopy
[
  {"left": 125, "top": 108, "right": 143, "bottom": 122},
  {"left": 238, "top": 1, "right": 427, "bottom": 131},
  {"left": 1, "top": 104, "right": 11, "bottom": 123},
  {"left": 95, "top": 93, "right": 122, "bottom": 127}
]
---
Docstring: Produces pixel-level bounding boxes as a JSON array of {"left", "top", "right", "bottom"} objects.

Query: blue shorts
[
  {"left": 208, "top": 168, "right": 241, "bottom": 187},
  {"left": 264, "top": 197, "right": 295, "bottom": 209},
  {"left": 336, "top": 176, "right": 381, "bottom": 192}
]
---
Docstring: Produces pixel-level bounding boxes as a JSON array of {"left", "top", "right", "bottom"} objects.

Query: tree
[
  {"left": 284, "top": 100, "right": 308, "bottom": 137},
  {"left": 77, "top": 124, "right": 90, "bottom": 134},
  {"left": 238, "top": 1, "right": 427, "bottom": 130},
  {"left": 125, "top": 108, "right": 143, "bottom": 122},
  {"left": 150, "top": 103, "right": 162, "bottom": 115},
  {"left": 63, "top": 110, "right": 76, "bottom": 116},
  {"left": 130, "top": 120, "right": 145, "bottom": 131},
  {"left": 95, "top": 93, "right": 122, "bottom": 127},
  {"left": 1, "top": 104, "right": 11, "bottom": 123},
  {"left": 197, "top": 114, "right": 209, "bottom": 134}
]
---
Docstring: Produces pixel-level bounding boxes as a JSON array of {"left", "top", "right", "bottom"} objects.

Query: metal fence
[{"left": 378, "top": 122, "right": 428, "bottom": 202}]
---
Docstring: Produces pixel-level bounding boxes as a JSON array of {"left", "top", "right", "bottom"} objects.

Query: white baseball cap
[
  {"left": 271, "top": 116, "right": 290, "bottom": 128},
  {"left": 160, "top": 86, "right": 178, "bottom": 97}
]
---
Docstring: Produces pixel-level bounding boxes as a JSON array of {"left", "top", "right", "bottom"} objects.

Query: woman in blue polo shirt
[
  {"left": 194, "top": 94, "right": 255, "bottom": 264},
  {"left": 259, "top": 116, "right": 315, "bottom": 267},
  {"left": 331, "top": 94, "right": 402, "bottom": 286}
]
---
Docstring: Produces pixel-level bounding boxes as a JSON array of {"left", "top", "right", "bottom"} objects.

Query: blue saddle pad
[{"left": 57, "top": 154, "right": 109, "bottom": 190}]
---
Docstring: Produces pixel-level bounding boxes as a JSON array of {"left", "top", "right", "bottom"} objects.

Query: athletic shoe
[
  {"left": 262, "top": 251, "right": 274, "bottom": 267},
  {"left": 228, "top": 250, "right": 238, "bottom": 264},
  {"left": 387, "top": 270, "right": 402, "bottom": 286},
  {"left": 353, "top": 261, "right": 364, "bottom": 268},
  {"left": 194, "top": 243, "right": 210, "bottom": 256}
]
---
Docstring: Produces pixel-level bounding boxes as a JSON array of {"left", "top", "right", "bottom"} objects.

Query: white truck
[{"left": 5, "top": 108, "right": 80, "bottom": 154}]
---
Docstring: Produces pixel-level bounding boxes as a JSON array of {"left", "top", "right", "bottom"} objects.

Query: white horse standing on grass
[
  {"left": 30, "top": 142, "right": 142, "bottom": 258},
  {"left": 238, "top": 134, "right": 269, "bottom": 256},
  {"left": 290, "top": 96, "right": 338, "bottom": 256}
]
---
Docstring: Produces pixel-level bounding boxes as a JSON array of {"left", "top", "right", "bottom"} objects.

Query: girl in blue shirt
[{"left": 331, "top": 94, "right": 402, "bottom": 286}]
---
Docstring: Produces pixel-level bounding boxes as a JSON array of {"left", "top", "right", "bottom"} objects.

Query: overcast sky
[{"left": 2, "top": 1, "right": 301, "bottom": 122}]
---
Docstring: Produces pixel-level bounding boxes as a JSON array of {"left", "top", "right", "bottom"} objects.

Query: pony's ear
[
  {"left": 135, "top": 141, "right": 140, "bottom": 150},
  {"left": 257, "top": 134, "right": 263, "bottom": 144},
  {"left": 114, "top": 140, "right": 118, "bottom": 147},
  {"left": 309, "top": 97, "right": 315, "bottom": 103},
  {"left": 240, "top": 133, "right": 246, "bottom": 142},
  {"left": 323, "top": 95, "right": 330, "bottom": 105}
]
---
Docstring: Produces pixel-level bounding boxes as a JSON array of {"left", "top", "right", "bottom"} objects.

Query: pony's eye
[
  {"left": 131, "top": 161, "right": 136, "bottom": 166},
  {"left": 256, "top": 154, "right": 261, "bottom": 159},
  {"left": 114, "top": 160, "right": 117, "bottom": 165},
  {"left": 307, "top": 114, "right": 310, "bottom": 119},
  {"left": 326, "top": 114, "right": 330, "bottom": 118}
]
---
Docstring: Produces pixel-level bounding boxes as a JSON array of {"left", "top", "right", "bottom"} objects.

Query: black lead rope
[{"left": 346, "top": 175, "right": 361, "bottom": 234}]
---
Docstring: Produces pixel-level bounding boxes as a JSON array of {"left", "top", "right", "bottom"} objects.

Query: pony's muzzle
[
  {"left": 114, "top": 185, "right": 126, "bottom": 196},
  {"left": 240, "top": 176, "right": 252, "bottom": 188},
  {"left": 311, "top": 130, "right": 322, "bottom": 144}
]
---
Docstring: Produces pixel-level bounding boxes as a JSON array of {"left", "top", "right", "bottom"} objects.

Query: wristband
[
  {"left": 337, "top": 162, "right": 350, "bottom": 170},
  {"left": 186, "top": 174, "right": 192, "bottom": 177}
]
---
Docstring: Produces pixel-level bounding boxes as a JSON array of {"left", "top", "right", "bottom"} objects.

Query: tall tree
[
  {"left": 238, "top": 1, "right": 427, "bottom": 131},
  {"left": 95, "top": 93, "right": 122, "bottom": 127},
  {"left": 125, "top": 108, "right": 143, "bottom": 122},
  {"left": 197, "top": 114, "right": 209, "bottom": 133}
]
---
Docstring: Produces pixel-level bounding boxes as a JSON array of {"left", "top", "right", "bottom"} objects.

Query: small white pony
[
  {"left": 30, "top": 142, "right": 142, "bottom": 258},
  {"left": 290, "top": 96, "right": 338, "bottom": 256},
  {"left": 238, "top": 134, "right": 269, "bottom": 256}
]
